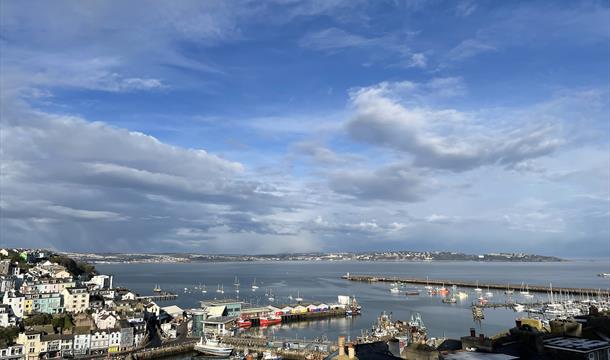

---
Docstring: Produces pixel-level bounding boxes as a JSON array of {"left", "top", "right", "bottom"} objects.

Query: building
[
  {"left": 0, "top": 304, "right": 16, "bottom": 327},
  {"left": 62, "top": 287, "right": 89, "bottom": 313},
  {"left": 543, "top": 337, "right": 610, "bottom": 360},
  {"left": 0, "top": 344, "right": 24, "bottom": 360},
  {"left": 16, "top": 331, "right": 42, "bottom": 360},
  {"left": 118, "top": 320, "right": 135, "bottom": 351},
  {"left": 87, "top": 274, "right": 113, "bottom": 290},
  {"left": 200, "top": 299, "right": 242, "bottom": 317},
  {"left": 90, "top": 330, "right": 109, "bottom": 355},
  {"left": 108, "top": 329, "right": 121, "bottom": 354},
  {"left": 191, "top": 309, "right": 206, "bottom": 337},
  {"left": 25, "top": 293, "right": 63, "bottom": 315},
  {"left": 201, "top": 316, "right": 235, "bottom": 336},
  {"left": 73, "top": 328, "right": 91, "bottom": 356},
  {"left": 2, "top": 292, "right": 24, "bottom": 318}
]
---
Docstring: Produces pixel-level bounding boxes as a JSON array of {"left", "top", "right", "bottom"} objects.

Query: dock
[
  {"left": 341, "top": 274, "right": 610, "bottom": 297},
  {"left": 136, "top": 292, "right": 178, "bottom": 302}
]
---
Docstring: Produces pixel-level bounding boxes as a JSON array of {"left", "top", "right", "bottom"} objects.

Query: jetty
[
  {"left": 341, "top": 274, "right": 610, "bottom": 297},
  {"left": 136, "top": 291, "right": 178, "bottom": 302}
]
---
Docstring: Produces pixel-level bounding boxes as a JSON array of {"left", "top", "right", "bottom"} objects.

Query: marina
[{"left": 342, "top": 273, "right": 610, "bottom": 297}]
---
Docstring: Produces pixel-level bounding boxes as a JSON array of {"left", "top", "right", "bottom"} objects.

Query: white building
[
  {"left": 2, "top": 291, "right": 24, "bottom": 318},
  {"left": 73, "top": 331, "right": 91, "bottom": 356},
  {"left": 62, "top": 287, "right": 89, "bottom": 313}
]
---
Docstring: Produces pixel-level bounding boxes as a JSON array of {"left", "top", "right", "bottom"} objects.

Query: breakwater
[{"left": 341, "top": 274, "right": 610, "bottom": 296}]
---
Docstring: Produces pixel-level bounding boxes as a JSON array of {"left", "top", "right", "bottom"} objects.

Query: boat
[
  {"left": 457, "top": 291, "right": 469, "bottom": 299},
  {"left": 216, "top": 284, "right": 224, "bottom": 294},
  {"left": 513, "top": 303, "right": 526, "bottom": 312},
  {"left": 598, "top": 273, "right": 610, "bottom": 278},
  {"left": 519, "top": 282, "right": 530, "bottom": 295},
  {"left": 485, "top": 286, "right": 493, "bottom": 297},
  {"left": 424, "top": 277, "right": 433, "bottom": 290},
  {"left": 260, "top": 314, "right": 282, "bottom": 326},
  {"left": 437, "top": 283, "right": 449, "bottom": 296},
  {"left": 194, "top": 336, "right": 234, "bottom": 356},
  {"left": 153, "top": 284, "right": 162, "bottom": 292},
  {"left": 237, "top": 318, "right": 252, "bottom": 328},
  {"left": 252, "top": 278, "right": 259, "bottom": 291},
  {"left": 474, "top": 281, "right": 482, "bottom": 293},
  {"left": 201, "top": 284, "right": 207, "bottom": 294},
  {"left": 478, "top": 296, "right": 488, "bottom": 305},
  {"left": 267, "top": 289, "right": 275, "bottom": 302},
  {"left": 442, "top": 296, "right": 457, "bottom": 304},
  {"left": 390, "top": 285, "right": 400, "bottom": 294},
  {"left": 405, "top": 289, "right": 420, "bottom": 296},
  {"left": 295, "top": 291, "right": 303, "bottom": 303},
  {"left": 505, "top": 284, "right": 514, "bottom": 295}
]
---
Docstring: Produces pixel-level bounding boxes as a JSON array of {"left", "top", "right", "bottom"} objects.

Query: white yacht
[
  {"left": 252, "top": 278, "right": 259, "bottom": 290},
  {"left": 474, "top": 281, "right": 482, "bottom": 293},
  {"left": 295, "top": 291, "right": 303, "bottom": 302},
  {"left": 194, "top": 336, "right": 234, "bottom": 356}
]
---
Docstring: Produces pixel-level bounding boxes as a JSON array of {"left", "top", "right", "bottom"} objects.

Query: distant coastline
[{"left": 61, "top": 250, "right": 565, "bottom": 264}]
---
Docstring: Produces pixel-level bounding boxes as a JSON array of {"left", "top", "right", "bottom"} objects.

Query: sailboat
[
  {"left": 485, "top": 286, "right": 493, "bottom": 297},
  {"left": 504, "top": 284, "right": 514, "bottom": 295},
  {"left": 251, "top": 278, "right": 259, "bottom": 291},
  {"left": 295, "top": 291, "right": 303, "bottom": 302},
  {"left": 201, "top": 284, "right": 207, "bottom": 294},
  {"left": 474, "top": 280, "right": 482, "bottom": 293},
  {"left": 234, "top": 276, "right": 240, "bottom": 294},
  {"left": 424, "top": 276, "right": 433, "bottom": 290},
  {"left": 267, "top": 289, "right": 275, "bottom": 302}
]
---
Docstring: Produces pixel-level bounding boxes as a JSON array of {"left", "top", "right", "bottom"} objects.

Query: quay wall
[{"left": 342, "top": 274, "right": 610, "bottom": 296}]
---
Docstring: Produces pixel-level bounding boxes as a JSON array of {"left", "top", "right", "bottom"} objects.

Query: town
[
  {"left": 1, "top": 248, "right": 609, "bottom": 360},
  {"left": 63, "top": 251, "right": 563, "bottom": 265}
]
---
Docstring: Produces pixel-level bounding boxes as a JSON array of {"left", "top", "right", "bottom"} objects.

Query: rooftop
[{"left": 543, "top": 337, "right": 610, "bottom": 353}]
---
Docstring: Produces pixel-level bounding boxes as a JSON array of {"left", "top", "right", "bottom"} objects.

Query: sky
[{"left": 0, "top": 0, "right": 608, "bottom": 256}]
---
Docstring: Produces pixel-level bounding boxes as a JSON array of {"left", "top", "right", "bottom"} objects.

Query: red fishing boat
[
  {"left": 259, "top": 315, "right": 282, "bottom": 326},
  {"left": 237, "top": 318, "right": 252, "bottom": 328}
]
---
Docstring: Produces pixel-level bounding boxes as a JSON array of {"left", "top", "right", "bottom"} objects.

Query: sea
[{"left": 96, "top": 259, "right": 610, "bottom": 342}]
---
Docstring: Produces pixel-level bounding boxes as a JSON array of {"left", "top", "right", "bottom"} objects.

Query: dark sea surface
[{"left": 96, "top": 259, "right": 610, "bottom": 341}]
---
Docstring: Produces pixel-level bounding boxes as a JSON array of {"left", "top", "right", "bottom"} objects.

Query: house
[
  {"left": 87, "top": 275, "right": 113, "bottom": 290},
  {"left": 90, "top": 330, "right": 109, "bottom": 355},
  {"left": 25, "top": 293, "right": 63, "bottom": 315},
  {"left": 121, "top": 291, "right": 137, "bottom": 301},
  {"left": 0, "top": 305, "right": 17, "bottom": 327},
  {"left": 62, "top": 287, "right": 89, "bottom": 313},
  {"left": 145, "top": 301, "right": 160, "bottom": 317},
  {"left": 108, "top": 328, "right": 121, "bottom": 353},
  {"left": 0, "top": 344, "right": 24, "bottom": 360},
  {"left": 118, "top": 320, "right": 135, "bottom": 351},
  {"left": 200, "top": 299, "right": 242, "bottom": 317},
  {"left": 95, "top": 312, "right": 118, "bottom": 330},
  {"left": 0, "top": 249, "right": 9, "bottom": 257},
  {"left": 2, "top": 291, "right": 24, "bottom": 318},
  {"left": 130, "top": 320, "right": 147, "bottom": 348},
  {"left": 16, "top": 331, "right": 42, "bottom": 360},
  {"left": 72, "top": 327, "right": 91, "bottom": 355}
]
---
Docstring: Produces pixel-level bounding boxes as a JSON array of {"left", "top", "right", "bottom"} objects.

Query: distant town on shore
[{"left": 60, "top": 250, "right": 564, "bottom": 264}]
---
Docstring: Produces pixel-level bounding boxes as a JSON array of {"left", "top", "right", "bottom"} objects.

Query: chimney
[
  {"left": 338, "top": 336, "right": 345, "bottom": 356},
  {"left": 479, "top": 334, "right": 485, "bottom": 343},
  {"left": 348, "top": 344, "right": 355, "bottom": 359},
  {"left": 469, "top": 328, "right": 476, "bottom": 337}
]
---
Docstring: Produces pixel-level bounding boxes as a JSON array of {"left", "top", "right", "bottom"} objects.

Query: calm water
[{"left": 97, "top": 259, "right": 610, "bottom": 341}]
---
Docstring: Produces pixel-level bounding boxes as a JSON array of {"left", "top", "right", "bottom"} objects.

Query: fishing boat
[
  {"left": 251, "top": 278, "right": 259, "bottom": 291},
  {"left": 260, "top": 314, "right": 282, "bottom": 326},
  {"left": 237, "top": 318, "right": 252, "bottom": 328},
  {"left": 474, "top": 281, "right": 482, "bottom": 293},
  {"left": 437, "top": 283, "right": 449, "bottom": 296},
  {"left": 194, "top": 336, "right": 234, "bottom": 356}
]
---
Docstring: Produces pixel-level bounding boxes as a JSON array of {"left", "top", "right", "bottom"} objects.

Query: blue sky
[{"left": 1, "top": 0, "right": 608, "bottom": 256}]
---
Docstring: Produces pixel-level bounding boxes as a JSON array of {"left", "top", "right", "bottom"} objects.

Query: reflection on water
[{"left": 97, "top": 259, "right": 610, "bottom": 341}]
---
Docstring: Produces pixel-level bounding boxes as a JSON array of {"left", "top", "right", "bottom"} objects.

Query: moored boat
[
  {"left": 260, "top": 314, "right": 282, "bottom": 326},
  {"left": 194, "top": 336, "right": 234, "bottom": 357}
]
